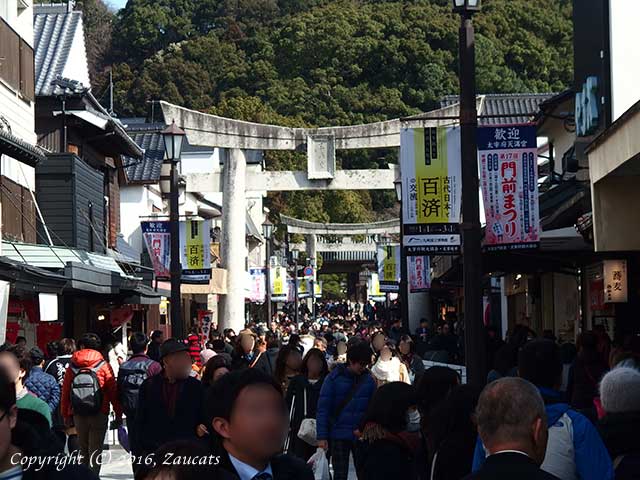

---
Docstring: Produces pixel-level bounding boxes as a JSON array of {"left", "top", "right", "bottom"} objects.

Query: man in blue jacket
[
  {"left": 473, "top": 339, "right": 613, "bottom": 480},
  {"left": 25, "top": 346, "right": 60, "bottom": 412},
  {"left": 317, "top": 341, "right": 376, "bottom": 480}
]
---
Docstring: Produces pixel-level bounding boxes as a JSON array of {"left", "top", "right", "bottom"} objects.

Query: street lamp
[
  {"left": 453, "top": 0, "right": 487, "bottom": 385},
  {"left": 262, "top": 218, "right": 274, "bottom": 323},
  {"left": 393, "top": 178, "right": 409, "bottom": 333},
  {"left": 162, "top": 120, "right": 186, "bottom": 339},
  {"left": 290, "top": 245, "right": 300, "bottom": 325}
]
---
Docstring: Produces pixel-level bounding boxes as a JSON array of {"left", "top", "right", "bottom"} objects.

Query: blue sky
[{"left": 106, "top": 0, "right": 127, "bottom": 10}]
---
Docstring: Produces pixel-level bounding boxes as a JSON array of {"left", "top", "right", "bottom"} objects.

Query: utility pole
[{"left": 457, "top": 3, "right": 487, "bottom": 385}]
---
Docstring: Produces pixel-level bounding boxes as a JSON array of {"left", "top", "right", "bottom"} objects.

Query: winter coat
[
  {"left": 44, "top": 354, "right": 72, "bottom": 386},
  {"left": 285, "top": 374, "right": 325, "bottom": 459},
  {"left": 135, "top": 373, "right": 204, "bottom": 455},
  {"left": 316, "top": 364, "right": 376, "bottom": 441},
  {"left": 60, "top": 349, "right": 123, "bottom": 419},
  {"left": 25, "top": 366, "right": 60, "bottom": 412},
  {"left": 215, "top": 449, "right": 314, "bottom": 480},
  {"left": 466, "top": 452, "right": 560, "bottom": 480},
  {"left": 568, "top": 357, "right": 608, "bottom": 410},
  {"left": 357, "top": 428, "right": 421, "bottom": 480},
  {"left": 252, "top": 348, "right": 279, "bottom": 377},
  {"left": 473, "top": 387, "right": 614, "bottom": 480},
  {"left": 598, "top": 411, "right": 640, "bottom": 480}
]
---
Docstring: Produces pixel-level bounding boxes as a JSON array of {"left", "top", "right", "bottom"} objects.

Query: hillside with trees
[{"left": 74, "top": 0, "right": 573, "bottom": 224}]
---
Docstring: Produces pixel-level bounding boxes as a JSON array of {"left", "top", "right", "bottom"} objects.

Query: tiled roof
[
  {"left": 122, "top": 123, "right": 166, "bottom": 183},
  {"left": 440, "top": 93, "right": 555, "bottom": 125},
  {"left": 33, "top": 5, "right": 85, "bottom": 96}
]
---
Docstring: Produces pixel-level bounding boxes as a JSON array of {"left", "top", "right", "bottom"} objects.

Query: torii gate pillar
[{"left": 219, "top": 148, "right": 247, "bottom": 333}]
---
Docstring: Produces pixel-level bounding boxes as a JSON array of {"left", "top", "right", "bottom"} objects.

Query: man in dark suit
[
  {"left": 207, "top": 369, "right": 313, "bottom": 480},
  {"left": 464, "top": 377, "right": 560, "bottom": 480}
]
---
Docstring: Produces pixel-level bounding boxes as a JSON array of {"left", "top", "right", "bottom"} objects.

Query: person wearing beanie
[{"left": 598, "top": 366, "right": 640, "bottom": 479}]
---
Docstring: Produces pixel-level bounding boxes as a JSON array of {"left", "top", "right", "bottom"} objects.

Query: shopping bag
[
  {"left": 297, "top": 418, "right": 317, "bottom": 446},
  {"left": 118, "top": 425, "right": 130, "bottom": 453},
  {"left": 307, "top": 447, "right": 330, "bottom": 480}
]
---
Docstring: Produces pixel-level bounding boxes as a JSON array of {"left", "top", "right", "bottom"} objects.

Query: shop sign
[
  {"left": 377, "top": 244, "right": 401, "bottom": 292},
  {"left": 180, "top": 219, "right": 212, "bottom": 284},
  {"left": 603, "top": 260, "right": 628, "bottom": 303},
  {"left": 247, "top": 268, "right": 266, "bottom": 303},
  {"left": 270, "top": 266, "right": 288, "bottom": 302},
  {"left": 400, "top": 127, "right": 462, "bottom": 255},
  {"left": 478, "top": 125, "right": 540, "bottom": 251},
  {"left": 575, "top": 76, "right": 599, "bottom": 137},
  {"left": 408, "top": 256, "right": 431, "bottom": 293}
]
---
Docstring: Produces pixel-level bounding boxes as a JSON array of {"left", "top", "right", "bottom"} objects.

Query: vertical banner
[
  {"left": 198, "top": 310, "right": 213, "bottom": 344},
  {"left": 180, "top": 219, "right": 212, "bottom": 284},
  {"left": 401, "top": 126, "right": 462, "bottom": 255},
  {"left": 368, "top": 273, "right": 385, "bottom": 301},
  {"left": 377, "top": 244, "right": 401, "bottom": 292},
  {"left": 141, "top": 221, "right": 171, "bottom": 278},
  {"left": 408, "top": 256, "right": 431, "bottom": 293},
  {"left": 247, "top": 268, "right": 266, "bottom": 303},
  {"left": 270, "top": 266, "right": 288, "bottom": 302},
  {"left": 603, "top": 260, "right": 628, "bottom": 303},
  {"left": 478, "top": 125, "right": 540, "bottom": 250}
]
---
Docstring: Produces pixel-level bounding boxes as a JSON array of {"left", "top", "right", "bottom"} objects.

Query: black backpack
[
  {"left": 70, "top": 361, "right": 105, "bottom": 416},
  {"left": 117, "top": 358, "right": 154, "bottom": 415}
]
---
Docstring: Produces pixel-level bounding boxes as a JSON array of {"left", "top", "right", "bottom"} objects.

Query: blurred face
[
  {"left": 306, "top": 355, "right": 324, "bottom": 377},
  {"left": 372, "top": 334, "right": 385, "bottom": 352},
  {"left": 240, "top": 335, "right": 255, "bottom": 354},
  {"left": 313, "top": 339, "right": 326, "bottom": 352},
  {"left": 212, "top": 367, "right": 230, "bottom": 382},
  {"left": 399, "top": 340, "right": 411, "bottom": 355},
  {"left": 348, "top": 361, "right": 367, "bottom": 376},
  {"left": 337, "top": 342, "right": 347, "bottom": 356},
  {"left": 212, "top": 384, "right": 287, "bottom": 463},
  {"left": 0, "top": 353, "right": 23, "bottom": 390},
  {"left": 443, "top": 324, "right": 450, "bottom": 335},
  {"left": 163, "top": 351, "right": 192, "bottom": 380}
]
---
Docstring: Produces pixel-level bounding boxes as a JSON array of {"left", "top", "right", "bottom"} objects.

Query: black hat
[
  {"left": 160, "top": 339, "right": 189, "bottom": 359},
  {"left": 29, "top": 347, "right": 45, "bottom": 364}
]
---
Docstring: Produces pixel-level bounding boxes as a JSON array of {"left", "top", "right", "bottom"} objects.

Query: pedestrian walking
[
  {"left": 44, "top": 338, "right": 75, "bottom": 385},
  {"left": 25, "top": 346, "right": 60, "bottom": 412},
  {"left": 60, "top": 333, "right": 122, "bottom": 475},
  {"left": 207, "top": 368, "right": 314, "bottom": 480},
  {"left": 231, "top": 329, "right": 257, "bottom": 370},
  {"left": 147, "top": 330, "right": 164, "bottom": 362},
  {"left": 252, "top": 331, "right": 281, "bottom": 377},
  {"left": 473, "top": 339, "right": 614, "bottom": 480},
  {"left": 598, "top": 366, "right": 640, "bottom": 479},
  {"left": 398, "top": 335, "right": 425, "bottom": 383},
  {"left": 135, "top": 338, "right": 204, "bottom": 457},
  {"left": 465, "top": 377, "right": 559, "bottom": 480},
  {"left": 356, "top": 382, "right": 421, "bottom": 480},
  {"left": 316, "top": 342, "right": 376, "bottom": 480},
  {"left": 370, "top": 342, "right": 411, "bottom": 386},
  {"left": 274, "top": 344, "right": 303, "bottom": 392},
  {"left": 285, "top": 348, "right": 329, "bottom": 460},
  {"left": 201, "top": 355, "right": 231, "bottom": 387},
  {"left": 44, "top": 338, "right": 77, "bottom": 452},
  {"left": 117, "top": 332, "right": 161, "bottom": 467}
]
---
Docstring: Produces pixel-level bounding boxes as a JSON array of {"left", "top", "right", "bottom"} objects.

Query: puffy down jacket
[
  {"left": 25, "top": 366, "right": 60, "bottom": 412},
  {"left": 316, "top": 364, "right": 376, "bottom": 441}
]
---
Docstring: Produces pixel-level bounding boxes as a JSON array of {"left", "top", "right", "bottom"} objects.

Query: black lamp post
[
  {"left": 290, "top": 246, "right": 300, "bottom": 325},
  {"left": 262, "top": 219, "right": 274, "bottom": 323},
  {"left": 454, "top": 0, "right": 487, "bottom": 385},
  {"left": 394, "top": 178, "right": 409, "bottom": 333},
  {"left": 162, "top": 120, "right": 186, "bottom": 339}
]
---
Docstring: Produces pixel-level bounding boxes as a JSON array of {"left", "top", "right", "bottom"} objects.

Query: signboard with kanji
[
  {"left": 377, "top": 244, "right": 401, "bottom": 292},
  {"left": 180, "top": 220, "right": 212, "bottom": 284},
  {"left": 603, "top": 260, "right": 628, "bottom": 303},
  {"left": 247, "top": 268, "right": 266, "bottom": 303},
  {"left": 141, "top": 221, "right": 171, "bottom": 278},
  {"left": 400, "top": 127, "right": 462, "bottom": 255},
  {"left": 478, "top": 125, "right": 540, "bottom": 251},
  {"left": 408, "top": 256, "right": 431, "bottom": 293},
  {"left": 270, "top": 266, "right": 288, "bottom": 302}
]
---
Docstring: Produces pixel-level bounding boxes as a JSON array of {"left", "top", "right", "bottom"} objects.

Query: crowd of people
[{"left": 0, "top": 307, "right": 637, "bottom": 479}]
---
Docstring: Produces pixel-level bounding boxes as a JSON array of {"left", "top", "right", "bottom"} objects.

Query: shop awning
[{"left": 0, "top": 256, "right": 68, "bottom": 294}]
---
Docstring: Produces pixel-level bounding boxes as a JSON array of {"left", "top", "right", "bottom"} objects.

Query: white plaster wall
[
  {"left": 180, "top": 149, "right": 220, "bottom": 175},
  {"left": 61, "top": 16, "right": 91, "bottom": 89},
  {"left": 120, "top": 185, "right": 163, "bottom": 255},
  {"left": 0, "top": 0, "right": 34, "bottom": 47},
  {"left": 610, "top": 0, "right": 640, "bottom": 121}
]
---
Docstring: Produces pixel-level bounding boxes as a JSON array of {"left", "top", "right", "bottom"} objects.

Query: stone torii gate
[{"left": 160, "top": 101, "right": 460, "bottom": 332}]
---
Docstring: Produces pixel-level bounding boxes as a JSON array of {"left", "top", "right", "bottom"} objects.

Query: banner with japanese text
[
  {"left": 400, "top": 127, "right": 462, "bottom": 255},
  {"left": 408, "top": 256, "right": 431, "bottom": 293},
  {"left": 180, "top": 219, "right": 212, "bottom": 284},
  {"left": 270, "top": 266, "right": 288, "bottom": 302},
  {"left": 376, "top": 244, "right": 401, "bottom": 293},
  {"left": 478, "top": 125, "right": 540, "bottom": 251},
  {"left": 247, "top": 267, "right": 266, "bottom": 303},
  {"left": 141, "top": 221, "right": 171, "bottom": 278}
]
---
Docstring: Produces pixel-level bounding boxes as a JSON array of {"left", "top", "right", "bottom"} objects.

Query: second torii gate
[{"left": 160, "top": 101, "right": 460, "bottom": 332}]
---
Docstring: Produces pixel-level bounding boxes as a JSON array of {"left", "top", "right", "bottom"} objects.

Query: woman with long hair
[
  {"left": 356, "top": 382, "right": 421, "bottom": 480},
  {"left": 285, "top": 348, "right": 329, "bottom": 460},
  {"left": 274, "top": 344, "right": 303, "bottom": 392},
  {"left": 398, "top": 335, "right": 425, "bottom": 384},
  {"left": 370, "top": 341, "right": 411, "bottom": 386},
  {"left": 201, "top": 355, "right": 231, "bottom": 387}
]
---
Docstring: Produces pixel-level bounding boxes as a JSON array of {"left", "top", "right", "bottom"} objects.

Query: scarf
[
  {"left": 371, "top": 357, "right": 403, "bottom": 383},
  {"left": 359, "top": 422, "right": 422, "bottom": 454}
]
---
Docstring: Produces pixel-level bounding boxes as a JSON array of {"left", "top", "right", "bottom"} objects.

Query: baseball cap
[{"left": 160, "top": 339, "right": 189, "bottom": 359}]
